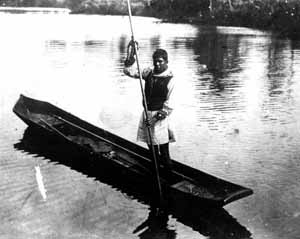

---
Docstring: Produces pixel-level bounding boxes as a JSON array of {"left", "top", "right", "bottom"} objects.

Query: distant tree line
[
  {"left": 146, "top": 0, "right": 300, "bottom": 38},
  {"left": 0, "top": 0, "right": 149, "bottom": 14},
  {"left": 1, "top": 0, "right": 300, "bottom": 38},
  {"left": 210, "top": 0, "right": 300, "bottom": 38},
  {"left": 0, "top": 0, "right": 65, "bottom": 7}
]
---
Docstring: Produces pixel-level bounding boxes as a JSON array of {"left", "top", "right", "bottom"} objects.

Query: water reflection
[
  {"left": 84, "top": 40, "right": 105, "bottom": 47},
  {"left": 266, "top": 38, "right": 294, "bottom": 98},
  {"left": 188, "top": 27, "right": 244, "bottom": 76},
  {"left": 45, "top": 40, "right": 68, "bottom": 68},
  {"left": 14, "top": 128, "right": 252, "bottom": 239},
  {"left": 173, "top": 29, "right": 250, "bottom": 121},
  {"left": 133, "top": 209, "right": 176, "bottom": 239},
  {"left": 118, "top": 36, "right": 128, "bottom": 65},
  {"left": 45, "top": 40, "right": 66, "bottom": 49}
]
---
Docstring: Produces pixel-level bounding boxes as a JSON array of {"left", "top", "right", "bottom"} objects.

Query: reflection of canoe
[
  {"left": 13, "top": 94, "right": 253, "bottom": 207},
  {"left": 15, "top": 129, "right": 252, "bottom": 239}
]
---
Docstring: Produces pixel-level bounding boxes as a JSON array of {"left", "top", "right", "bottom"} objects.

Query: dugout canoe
[{"left": 13, "top": 94, "right": 253, "bottom": 207}]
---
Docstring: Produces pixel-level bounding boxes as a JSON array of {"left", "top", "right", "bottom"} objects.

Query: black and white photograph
[{"left": 0, "top": 0, "right": 300, "bottom": 238}]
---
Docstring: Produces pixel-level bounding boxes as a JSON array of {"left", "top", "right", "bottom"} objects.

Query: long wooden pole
[{"left": 126, "top": 0, "right": 163, "bottom": 203}]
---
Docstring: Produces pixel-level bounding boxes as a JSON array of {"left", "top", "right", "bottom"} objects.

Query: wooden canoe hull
[{"left": 13, "top": 94, "right": 253, "bottom": 207}]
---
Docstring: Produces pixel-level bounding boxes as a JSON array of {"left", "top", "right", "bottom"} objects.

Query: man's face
[{"left": 153, "top": 57, "right": 168, "bottom": 74}]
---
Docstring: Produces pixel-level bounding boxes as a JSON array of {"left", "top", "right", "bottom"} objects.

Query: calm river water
[{"left": 1, "top": 13, "right": 300, "bottom": 239}]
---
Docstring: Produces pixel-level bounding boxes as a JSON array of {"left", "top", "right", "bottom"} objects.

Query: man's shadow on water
[
  {"left": 134, "top": 203, "right": 252, "bottom": 239},
  {"left": 14, "top": 128, "right": 253, "bottom": 239},
  {"left": 133, "top": 209, "right": 176, "bottom": 239}
]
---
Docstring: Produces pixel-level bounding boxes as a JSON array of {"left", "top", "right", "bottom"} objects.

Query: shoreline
[
  {"left": 0, "top": 6, "right": 70, "bottom": 13},
  {"left": 0, "top": 4, "right": 298, "bottom": 39}
]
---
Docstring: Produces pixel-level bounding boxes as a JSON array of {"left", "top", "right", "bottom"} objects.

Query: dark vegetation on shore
[{"left": 1, "top": 0, "right": 300, "bottom": 39}]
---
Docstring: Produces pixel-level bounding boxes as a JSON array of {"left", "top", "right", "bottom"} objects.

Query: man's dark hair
[{"left": 152, "top": 49, "right": 168, "bottom": 62}]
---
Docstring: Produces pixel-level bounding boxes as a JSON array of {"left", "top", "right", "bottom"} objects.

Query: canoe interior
[{"left": 13, "top": 94, "right": 253, "bottom": 206}]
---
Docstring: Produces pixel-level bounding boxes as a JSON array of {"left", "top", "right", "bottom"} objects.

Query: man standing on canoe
[{"left": 123, "top": 40, "right": 176, "bottom": 176}]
